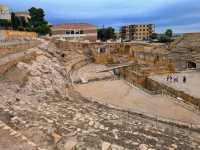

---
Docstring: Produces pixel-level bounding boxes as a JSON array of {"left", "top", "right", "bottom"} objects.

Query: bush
[
  {"left": 159, "top": 35, "right": 172, "bottom": 43},
  {"left": 0, "top": 19, "right": 11, "bottom": 28}
]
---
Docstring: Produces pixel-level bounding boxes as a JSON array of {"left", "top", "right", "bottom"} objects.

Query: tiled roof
[
  {"left": 52, "top": 23, "right": 97, "bottom": 30},
  {"left": 14, "top": 12, "right": 30, "bottom": 15}
]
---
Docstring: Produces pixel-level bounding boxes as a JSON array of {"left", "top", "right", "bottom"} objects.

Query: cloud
[{"left": 0, "top": 0, "right": 200, "bottom": 32}]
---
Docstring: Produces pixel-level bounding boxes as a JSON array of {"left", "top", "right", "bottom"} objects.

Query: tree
[
  {"left": 97, "top": 28, "right": 106, "bottom": 41},
  {"left": 0, "top": 19, "right": 11, "bottom": 28},
  {"left": 97, "top": 27, "right": 115, "bottom": 41},
  {"left": 165, "top": 29, "right": 173, "bottom": 38},
  {"left": 158, "top": 29, "right": 174, "bottom": 43},
  {"left": 150, "top": 33, "right": 157, "bottom": 40},
  {"left": 11, "top": 13, "right": 19, "bottom": 29},
  {"left": 106, "top": 27, "right": 115, "bottom": 40},
  {"left": 11, "top": 13, "right": 27, "bottom": 30},
  {"left": 28, "top": 7, "right": 50, "bottom": 35},
  {"left": 159, "top": 35, "right": 171, "bottom": 43}
]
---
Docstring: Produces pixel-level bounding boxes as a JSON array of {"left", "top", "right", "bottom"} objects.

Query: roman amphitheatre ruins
[{"left": 0, "top": 30, "right": 200, "bottom": 150}]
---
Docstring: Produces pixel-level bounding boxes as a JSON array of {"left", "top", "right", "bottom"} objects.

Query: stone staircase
[{"left": 169, "top": 33, "right": 200, "bottom": 70}]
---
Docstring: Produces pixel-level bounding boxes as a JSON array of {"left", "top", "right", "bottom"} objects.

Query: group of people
[{"left": 166, "top": 74, "right": 187, "bottom": 83}]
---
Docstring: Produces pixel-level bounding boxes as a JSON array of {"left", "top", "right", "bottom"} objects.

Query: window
[
  {"left": 66, "top": 30, "right": 70, "bottom": 34},
  {"left": 71, "top": 30, "right": 74, "bottom": 34},
  {"left": 80, "top": 30, "right": 84, "bottom": 34},
  {"left": 75, "top": 31, "right": 79, "bottom": 34}
]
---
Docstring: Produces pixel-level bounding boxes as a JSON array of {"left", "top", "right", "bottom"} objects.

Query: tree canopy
[
  {"left": 165, "top": 29, "right": 173, "bottom": 38},
  {"left": 9, "top": 7, "right": 50, "bottom": 35},
  {"left": 97, "top": 27, "right": 115, "bottom": 41},
  {"left": 0, "top": 19, "right": 11, "bottom": 28},
  {"left": 11, "top": 13, "right": 28, "bottom": 31},
  {"left": 28, "top": 7, "right": 50, "bottom": 35},
  {"left": 149, "top": 33, "right": 158, "bottom": 40}
]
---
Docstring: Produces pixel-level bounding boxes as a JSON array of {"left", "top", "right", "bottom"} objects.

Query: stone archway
[{"left": 187, "top": 61, "right": 197, "bottom": 69}]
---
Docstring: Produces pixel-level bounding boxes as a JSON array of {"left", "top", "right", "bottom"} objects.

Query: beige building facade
[{"left": 121, "top": 24, "right": 155, "bottom": 41}]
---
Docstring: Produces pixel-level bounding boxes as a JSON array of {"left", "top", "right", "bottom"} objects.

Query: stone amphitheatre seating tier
[
  {"left": 0, "top": 40, "right": 41, "bottom": 58},
  {"left": 170, "top": 33, "right": 200, "bottom": 70},
  {"left": 0, "top": 49, "right": 39, "bottom": 75}
]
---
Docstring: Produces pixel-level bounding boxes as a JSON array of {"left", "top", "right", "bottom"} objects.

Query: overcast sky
[{"left": 1, "top": 0, "right": 200, "bottom": 33}]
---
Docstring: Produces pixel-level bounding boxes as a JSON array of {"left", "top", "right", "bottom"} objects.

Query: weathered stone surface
[
  {"left": 0, "top": 40, "right": 199, "bottom": 150},
  {"left": 102, "top": 141, "right": 111, "bottom": 150},
  {"left": 139, "top": 144, "right": 148, "bottom": 150}
]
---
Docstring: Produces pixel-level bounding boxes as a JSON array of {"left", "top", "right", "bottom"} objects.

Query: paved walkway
[
  {"left": 150, "top": 71, "right": 200, "bottom": 99},
  {"left": 75, "top": 80, "right": 200, "bottom": 124}
]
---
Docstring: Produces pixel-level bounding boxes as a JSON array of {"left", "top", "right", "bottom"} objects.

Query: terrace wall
[{"left": 0, "top": 40, "right": 40, "bottom": 58}]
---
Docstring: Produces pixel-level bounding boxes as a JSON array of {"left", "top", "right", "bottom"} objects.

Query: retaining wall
[
  {"left": 0, "top": 40, "right": 40, "bottom": 58},
  {"left": 145, "top": 78, "right": 200, "bottom": 109},
  {"left": 0, "top": 30, "right": 37, "bottom": 41},
  {"left": 118, "top": 67, "right": 200, "bottom": 109}
]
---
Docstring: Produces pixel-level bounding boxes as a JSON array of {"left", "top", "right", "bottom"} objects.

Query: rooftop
[
  {"left": 52, "top": 23, "right": 97, "bottom": 30},
  {"left": 14, "top": 12, "right": 29, "bottom": 15}
]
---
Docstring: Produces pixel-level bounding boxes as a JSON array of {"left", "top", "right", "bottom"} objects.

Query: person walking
[
  {"left": 170, "top": 75, "right": 173, "bottom": 82},
  {"left": 183, "top": 76, "right": 187, "bottom": 83},
  {"left": 167, "top": 75, "right": 170, "bottom": 81}
]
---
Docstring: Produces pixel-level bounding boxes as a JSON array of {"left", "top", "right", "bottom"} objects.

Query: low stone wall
[
  {"left": 118, "top": 67, "right": 160, "bottom": 95},
  {"left": 118, "top": 67, "right": 200, "bottom": 108},
  {"left": 145, "top": 78, "right": 200, "bottom": 109},
  {"left": 0, "top": 40, "right": 40, "bottom": 58},
  {"left": 118, "top": 67, "right": 146, "bottom": 87}
]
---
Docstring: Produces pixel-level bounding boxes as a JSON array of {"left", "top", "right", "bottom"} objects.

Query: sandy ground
[
  {"left": 75, "top": 80, "right": 200, "bottom": 124},
  {"left": 150, "top": 71, "right": 200, "bottom": 99}
]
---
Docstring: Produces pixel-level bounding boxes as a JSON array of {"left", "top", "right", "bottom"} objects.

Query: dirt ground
[{"left": 75, "top": 79, "right": 200, "bottom": 124}]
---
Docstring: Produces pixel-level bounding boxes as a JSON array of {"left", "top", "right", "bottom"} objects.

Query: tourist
[
  {"left": 175, "top": 76, "right": 179, "bottom": 83},
  {"left": 173, "top": 76, "right": 176, "bottom": 83},
  {"left": 183, "top": 76, "right": 187, "bottom": 83},
  {"left": 167, "top": 75, "right": 170, "bottom": 81},
  {"left": 170, "top": 75, "right": 173, "bottom": 82}
]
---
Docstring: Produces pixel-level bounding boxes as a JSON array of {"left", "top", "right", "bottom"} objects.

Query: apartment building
[
  {"left": 121, "top": 24, "right": 155, "bottom": 41},
  {"left": 51, "top": 23, "right": 97, "bottom": 42}
]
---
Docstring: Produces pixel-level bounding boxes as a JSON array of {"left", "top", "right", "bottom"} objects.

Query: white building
[{"left": 0, "top": 5, "right": 11, "bottom": 20}]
